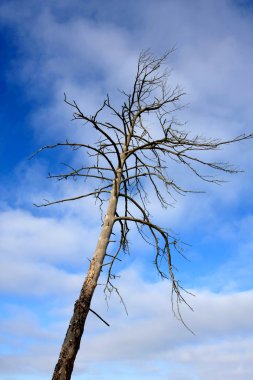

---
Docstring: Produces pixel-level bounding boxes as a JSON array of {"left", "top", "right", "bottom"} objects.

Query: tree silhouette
[{"left": 32, "top": 51, "right": 252, "bottom": 380}]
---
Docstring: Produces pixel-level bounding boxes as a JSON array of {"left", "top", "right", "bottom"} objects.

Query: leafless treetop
[{"left": 32, "top": 51, "right": 253, "bottom": 330}]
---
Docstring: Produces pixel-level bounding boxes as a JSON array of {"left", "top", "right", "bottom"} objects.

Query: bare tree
[{"left": 32, "top": 51, "right": 252, "bottom": 380}]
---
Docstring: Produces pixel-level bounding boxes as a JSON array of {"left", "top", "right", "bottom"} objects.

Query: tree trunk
[{"left": 51, "top": 169, "right": 122, "bottom": 380}]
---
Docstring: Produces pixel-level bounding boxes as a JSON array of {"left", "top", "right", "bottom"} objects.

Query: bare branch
[
  {"left": 33, "top": 188, "right": 111, "bottom": 207},
  {"left": 30, "top": 142, "right": 117, "bottom": 175},
  {"left": 89, "top": 308, "right": 110, "bottom": 327},
  {"left": 36, "top": 51, "right": 253, "bottom": 379}
]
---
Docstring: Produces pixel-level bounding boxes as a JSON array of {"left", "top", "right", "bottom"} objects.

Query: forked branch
[{"left": 33, "top": 50, "right": 252, "bottom": 342}]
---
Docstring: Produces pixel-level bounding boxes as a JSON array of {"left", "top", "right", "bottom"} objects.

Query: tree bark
[{"left": 51, "top": 168, "right": 123, "bottom": 380}]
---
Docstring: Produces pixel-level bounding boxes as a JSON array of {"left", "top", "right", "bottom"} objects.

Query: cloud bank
[{"left": 0, "top": 0, "right": 253, "bottom": 379}]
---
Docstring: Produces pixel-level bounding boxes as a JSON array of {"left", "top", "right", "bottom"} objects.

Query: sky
[{"left": 1, "top": 0, "right": 253, "bottom": 379}]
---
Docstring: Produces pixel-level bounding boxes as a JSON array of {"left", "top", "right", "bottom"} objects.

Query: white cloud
[
  {"left": 0, "top": 208, "right": 99, "bottom": 296},
  {"left": 1, "top": 1, "right": 253, "bottom": 379},
  {"left": 1, "top": 267, "right": 253, "bottom": 379}
]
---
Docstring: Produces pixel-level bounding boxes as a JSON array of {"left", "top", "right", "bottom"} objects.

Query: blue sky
[{"left": 1, "top": 0, "right": 253, "bottom": 379}]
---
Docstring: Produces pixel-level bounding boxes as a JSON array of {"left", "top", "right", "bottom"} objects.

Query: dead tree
[{"left": 32, "top": 51, "right": 252, "bottom": 380}]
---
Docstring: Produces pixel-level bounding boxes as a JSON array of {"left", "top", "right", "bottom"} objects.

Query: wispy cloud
[{"left": 1, "top": 0, "right": 253, "bottom": 379}]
